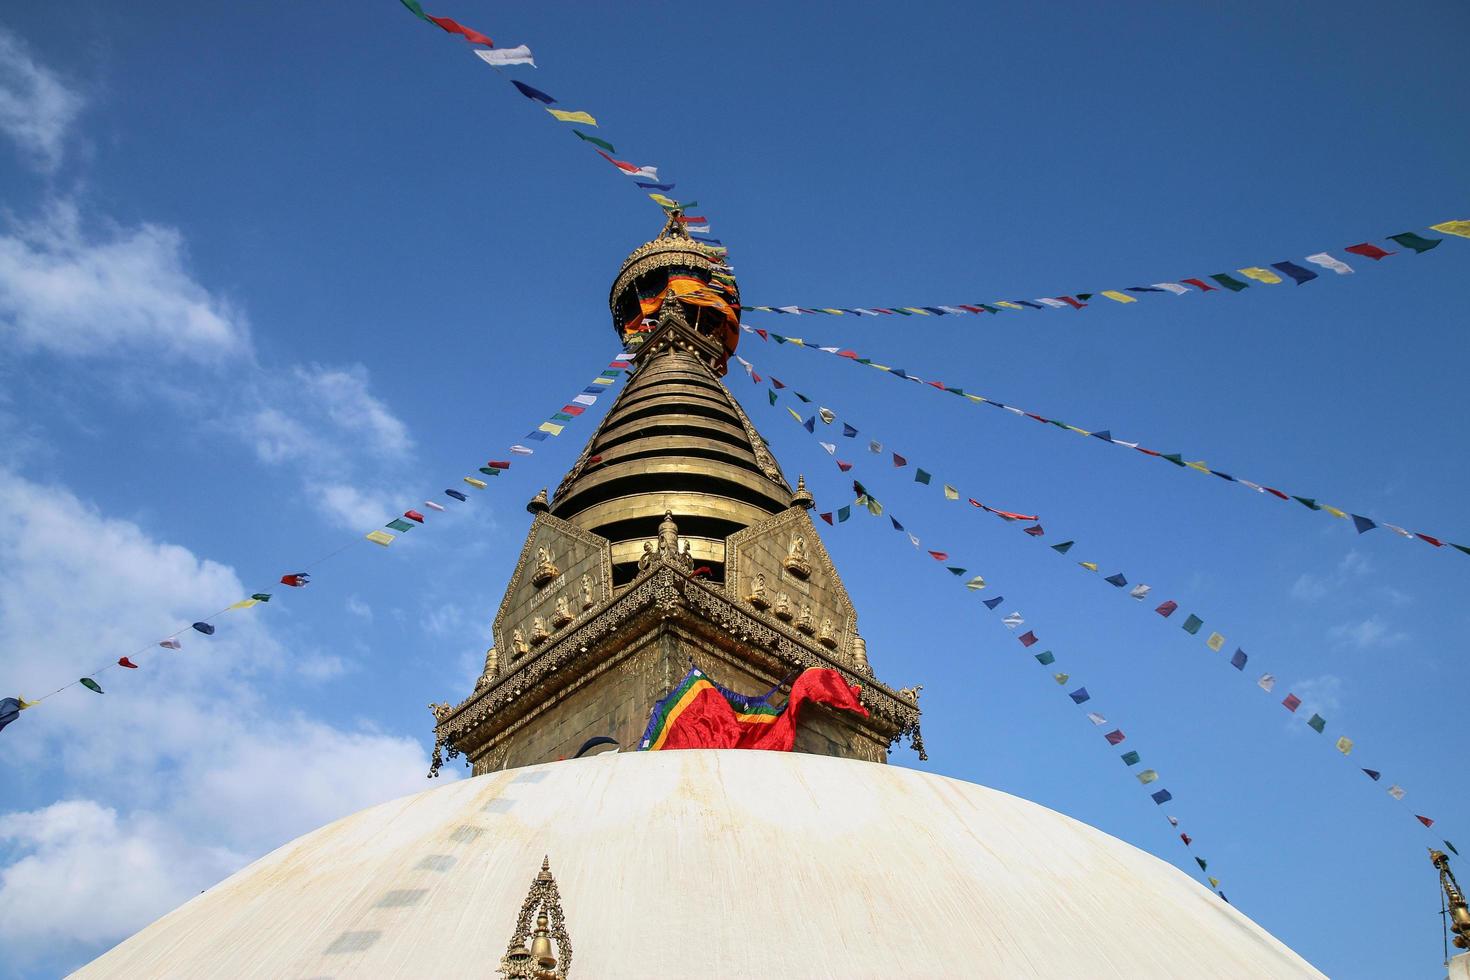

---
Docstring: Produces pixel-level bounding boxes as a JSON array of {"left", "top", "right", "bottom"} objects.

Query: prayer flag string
[
  {"left": 740, "top": 325, "right": 1470, "bottom": 561},
  {"left": 1, "top": 354, "right": 632, "bottom": 729},
  {"left": 741, "top": 220, "right": 1468, "bottom": 320},
  {"left": 742, "top": 352, "right": 1453, "bottom": 851}
]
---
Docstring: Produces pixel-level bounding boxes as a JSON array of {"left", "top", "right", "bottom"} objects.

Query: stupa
[{"left": 72, "top": 215, "right": 1325, "bottom": 978}]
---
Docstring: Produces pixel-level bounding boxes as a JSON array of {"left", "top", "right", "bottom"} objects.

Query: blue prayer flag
[
  {"left": 1151, "top": 789, "right": 1173, "bottom": 804},
  {"left": 1230, "top": 648, "right": 1248, "bottom": 670},
  {"left": 1270, "top": 260, "right": 1318, "bottom": 285},
  {"left": 982, "top": 596, "right": 1004, "bottom": 610},
  {"left": 511, "top": 80, "right": 556, "bottom": 104},
  {"left": 1068, "top": 687, "right": 1091, "bottom": 704}
]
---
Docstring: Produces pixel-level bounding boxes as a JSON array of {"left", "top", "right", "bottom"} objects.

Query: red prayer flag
[
  {"left": 560, "top": 405, "right": 585, "bottom": 416},
  {"left": 595, "top": 150, "right": 640, "bottom": 174},
  {"left": 838, "top": 350, "right": 858, "bottom": 359},
  {"left": 677, "top": 215, "right": 709, "bottom": 223},
  {"left": 1018, "top": 631, "right": 1038, "bottom": 647},
  {"left": 1155, "top": 600, "right": 1178, "bottom": 617},
  {"left": 1180, "top": 833, "right": 1192, "bottom": 845},
  {"left": 819, "top": 512, "right": 833, "bottom": 525},
  {"left": 836, "top": 460, "right": 853, "bottom": 472},
  {"left": 1416, "top": 533, "right": 1444, "bottom": 547},
  {"left": 892, "top": 453, "right": 908, "bottom": 467},
  {"left": 1418, "top": 815, "right": 1436, "bottom": 828},
  {"left": 927, "top": 380, "right": 946, "bottom": 390},
  {"left": 756, "top": 329, "right": 769, "bottom": 341},
  {"left": 1345, "top": 242, "right": 1394, "bottom": 260},
  {"left": 928, "top": 551, "right": 949, "bottom": 561},
  {"left": 404, "top": 510, "right": 425, "bottom": 523},
  {"left": 1023, "top": 524, "right": 1045, "bottom": 536},
  {"left": 485, "top": 460, "right": 511, "bottom": 469},
  {"left": 1104, "top": 729, "right": 1127, "bottom": 745},
  {"left": 1181, "top": 278, "right": 1217, "bottom": 292},
  {"left": 425, "top": 14, "right": 493, "bottom": 46},
  {"left": 588, "top": 455, "right": 602, "bottom": 464},
  {"left": 1264, "top": 487, "right": 1290, "bottom": 500},
  {"left": 1282, "top": 693, "right": 1302, "bottom": 712},
  {"left": 1057, "top": 296, "right": 1088, "bottom": 309},
  {"left": 118, "top": 657, "right": 139, "bottom": 669},
  {"left": 281, "top": 573, "right": 309, "bottom": 587},
  {"left": 1136, "top": 447, "right": 1161, "bottom": 457}
]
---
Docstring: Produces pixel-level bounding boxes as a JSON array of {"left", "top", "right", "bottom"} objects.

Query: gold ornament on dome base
[
  {"left": 744, "top": 572, "right": 770, "bottom": 610},
  {"left": 532, "top": 547, "right": 560, "bottom": 588},
  {"left": 498, "top": 856, "right": 572, "bottom": 979},
  {"left": 783, "top": 534, "right": 812, "bottom": 579}
]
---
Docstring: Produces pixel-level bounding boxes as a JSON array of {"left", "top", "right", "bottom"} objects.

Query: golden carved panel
[{"left": 492, "top": 514, "right": 613, "bottom": 670}]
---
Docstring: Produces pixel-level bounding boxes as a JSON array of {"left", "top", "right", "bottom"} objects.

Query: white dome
[{"left": 73, "top": 751, "right": 1322, "bottom": 979}]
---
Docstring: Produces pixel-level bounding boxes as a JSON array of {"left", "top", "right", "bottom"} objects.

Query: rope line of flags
[
  {"left": 394, "top": 1, "right": 730, "bottom": 263},
  {"left": 739, "top": 324, "right": 1470, "bottom": 563},
  {"left": 739, "top": 352, "right": 1456, "bottom": 857},
  {"left": 0, "top": 354, "right": 631, "bottom": 735},
  {"left": 742, "top": 220, "right": 1469, "bottom": 319}
]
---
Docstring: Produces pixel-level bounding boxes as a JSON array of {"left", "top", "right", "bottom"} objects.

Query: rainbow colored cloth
[{"left": 639, "top": 666, "right": 867, "bottom": 752}]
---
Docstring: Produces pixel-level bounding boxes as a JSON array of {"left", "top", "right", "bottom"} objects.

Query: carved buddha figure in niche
[
  {"left": 745, "top": 572, "right": 770, "bottom": 610},
  {"left": 796, "top": 600, "right": 815, "bottom": 635},
  {"left": 532, "top": 546, "right": 560, "bottom": 587},
  {"left": 530, "top": 616, "right": 550, "bottom": 644},
  {"left": 784, "top": 534, "right": 811, "bottom": 579},
  {"left": 774, "top": 590, "right": 792, "bottom": 621},
  {"left": 581, "top": 573, "right": 595, "bottom": 609}
]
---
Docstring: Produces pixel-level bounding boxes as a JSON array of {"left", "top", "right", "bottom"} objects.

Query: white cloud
[
  {"left": 0, "top": 200, "right": 251, "bottom": 362},
  {"left": 1290, "top": 674, "right": 1344, "bottom": 721},
  {"left": 0, "top": 27, "right": 83, "bottom": 172},
  {"left": 296, "top": 363, "right": 411, "bottom": 450},
  {"left": 0, "top": 468, "right": 450, "bottom": 969},
  {"left": 1327, "top": 615, "right": 1408, "bottom": 650},
  {"left": 345, "top": 594, "right": 374, "bottom": 621}
]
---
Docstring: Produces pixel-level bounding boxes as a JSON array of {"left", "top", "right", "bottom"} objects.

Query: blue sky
[{"left": 0, "top": 1, "right": 1465, "bottom": 976}]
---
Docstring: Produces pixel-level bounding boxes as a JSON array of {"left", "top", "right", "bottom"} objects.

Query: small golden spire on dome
[
  {"left": 527, "top": 488, "right": 551, "bottom": 514},
  {"left": 1433, "top": 848, "right": 1470, "bottom": 950},
  {"left": 791, "top": 475, "right": 814, "bottom": 510}
]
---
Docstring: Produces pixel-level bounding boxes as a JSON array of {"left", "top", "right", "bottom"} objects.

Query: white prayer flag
[
  {"left": 1034, "top": 298, "right": 1068, "bottom": 308},
  {"left": 510, "top": 445, "right": 534, "bottom": 455},
  {"left": 1151, "top": 282, "right": 1190, "bottom": 295},
  {"left": 474, "top": 45, "right": 536, "bottom": 67},
  {"left": 1129, "top": 584, "right": 1152, "bottom": 600},
  {"left": 1002, "top": 612, "right": 1024, "bottom": 629},
  {"left": 572, "top": 394, "right": 597, "bottom": 406},
  {"left": 1258, "top": 673, "right": 1276, "bottom": 692},
  {"left": 778, "top": 306, "right": 801, "bottom": 314},
  {"left": 1305, "top": 252, "right": 1354, "bottom": 275},
  {"left": 868, "top": 440, "right": 882, "bottom": 453},
  {"left": 424, "top": 501, "right": 446, "bottom": 512},
  {"left": 1087, "top": 712, "right": 1107, "bottom": 726},
  {"left": 1387, "top": 785, "right": 1406, "bottom": 800},
  {"left": 159, "top": 638, "right": 182, "bottom": 650},
  {"left": 819, "top": 442, "right": 836, "bottom": 455},
  {"left": 907, "top": 533, "right": 921, "bottom": 549}
]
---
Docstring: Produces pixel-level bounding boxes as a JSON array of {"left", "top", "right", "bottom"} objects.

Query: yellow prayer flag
[
  {"left": 872, "top": 364, "right": 892, "bottom": 372},
  {"left": 591, "top": 377, "right": 614, "bottom": 385},
  {"left": 365, "top": 529, "right": 395, "bottom": 546},
  {"left": 1429, "top": 220, "right": 1470, "bottom": 238},
  {"left": 1336, "top": 736, "right": 1354, "bottom": 755},
  {"left": 1100, "top": 290, "right": 1136, "bottom": 304},
  {"left": 821, "top": 308, "right": 845, "bottom": 315},
  {"left": 1322, "top": 505, "right": 1348, "bottom": 519},
  {"left": 464, "top": 476, "right": 488, "bottom": 489},
  {"left": 1206, "top": 632, "right": 1225, "bottom": 652},
  {"left": 1185, "top": 460, "right": 1210, "bottom": 473},
  {"left": 1137, "top": 769, "right": 1158, "bottom": 784},
  {"left": 538, "top": 421, "right": 564, "bottom": 436},
  {"left": 1065, "top": 426, "right": 1091, "bottom": 436},
  {"left": 787, "top": 408, "right": 801, "bottom": 422},
  {"left": 943, "top": 485, "right": 959, "bottom": 501},
  {"left": 228, "top": 598, "right": 259, "bottom": 611},
  {"left": 901, "top": 307, "right": 931, "bottom": 315},
  {"left": 965, "top": 576, "right": 986, "bottom": 590},
  {"left": 994, "top": 301, "right": 1024, "bottom": 310},
  {"left": 19, "top": 698, "right": 38, "bottom": 709},
  {"left": 788, "top": 338, "right": 806, "bottom": 346},
  {"left": 1053, "top": 672, "right": 1070, "bottom": 685},
  {"left": 1079, "top": 561, "right": 1099, "bottom": 572},
  {"left": 546, "top": 108, "right": 597, "bottom": 125},
  {"left": 1208, "top": 876, "right": 1221, "bottom": 889},
  {"left": 965, "top": 394, "right": 987, "bottom": 404},
  {"left": 1239, "top": 267, "right": 1283, "bottom": 284},
  {"left": 649, "top": 193, "right": 677, "bottom": 208}
]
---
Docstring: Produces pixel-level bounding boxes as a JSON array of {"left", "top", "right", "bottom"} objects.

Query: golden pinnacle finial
[
  {"left": 1433, "top": 848, "right": 1470, "bottom": 950},
  {"left": 539, "top": 855, "right": 553, "bottom": 880},
  {"left": 527, "top": 488, "right": 551, "bottom": 514},
  {"left": 792, "top": 474, "right": 814, "bottom": 510}
]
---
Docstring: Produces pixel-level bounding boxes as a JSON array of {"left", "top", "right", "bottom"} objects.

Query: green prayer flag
[
  {"left": 1388, "top": 231, "right": 1441, "bottom": 253},
  {"left": 768, "top": 389, "right": 777, "bottom": 405},
  {"left": 794, "top": 392, "right": 811, "bottom": 403},
  {"left": 398, "top": 0, "right": 430, "bottom": 19},
  {"left": 837, "top": 505, "right": 851, "bottom": 522},
  {"left": 1446, "top": 840, "right": 1460, "bottom": 856},
  {"left": 1210, "top": 273, "right": 1250, "bottom": 291},
  {"left": 573, "top": 130, "right": 615, "bottom": 153},
  {"left": 1182, "top": 614, "right": 1204, "bottom": 635},
  {"left": 478, "top": 467, "right": 502, "bottom": 476},
  {"left": 551, "top": 413, "right": 574, "bottom": 422},
  {"left": 1161, "top": 453, "right": 1186, "bottom": 467},
  {"left": 1120, "top": 750, "right": 1141, "bottom": 766},
  {"left": 80, "top": 677, "right": 103, "bottom": 693},
  {"left": 773, "top": 334, "right": 788, "bottom": 344},
  {"left": 914, "top": 469, "right": 932, "bottom": 485},
  {"left": 946, "top": 388, "right": 966, "bottom": 396},
  {"left": 1452, "top": 544, "right": 1470, "bottom": 556},
  {"left": 1292, "top": 496, "right": 1321, "bottom": 511},
  {"left": 1051, "top": 541, "right": 1074, "bottom": 554},
  {"left": 1196, "top": 857, "right": 1208, "bottom": 872},
  {"left": 1307, "top": 713, "right": 1326, "bottom": 733},
  {"left": 946, "top": 567, "right": 966, "bottom": 576},
  {"left": 1034, "top": 651, "right": 1055, "bottom": 665},
  {"left": 386, "top": 518, "right": 414, "bottom": 532},
  {"left": 250, "top": 593, "right": 271, "bottom": 602}
]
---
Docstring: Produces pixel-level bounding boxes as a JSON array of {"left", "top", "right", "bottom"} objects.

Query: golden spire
[
  {"left": 791, "top": 474, "right": 814, "bottom": 510},
  {"left": 526, "top": 487, "right": 551, "bottom": 514},
  {"left": 1433, "top": 849, "right": 1470, "bottom": 951}
]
